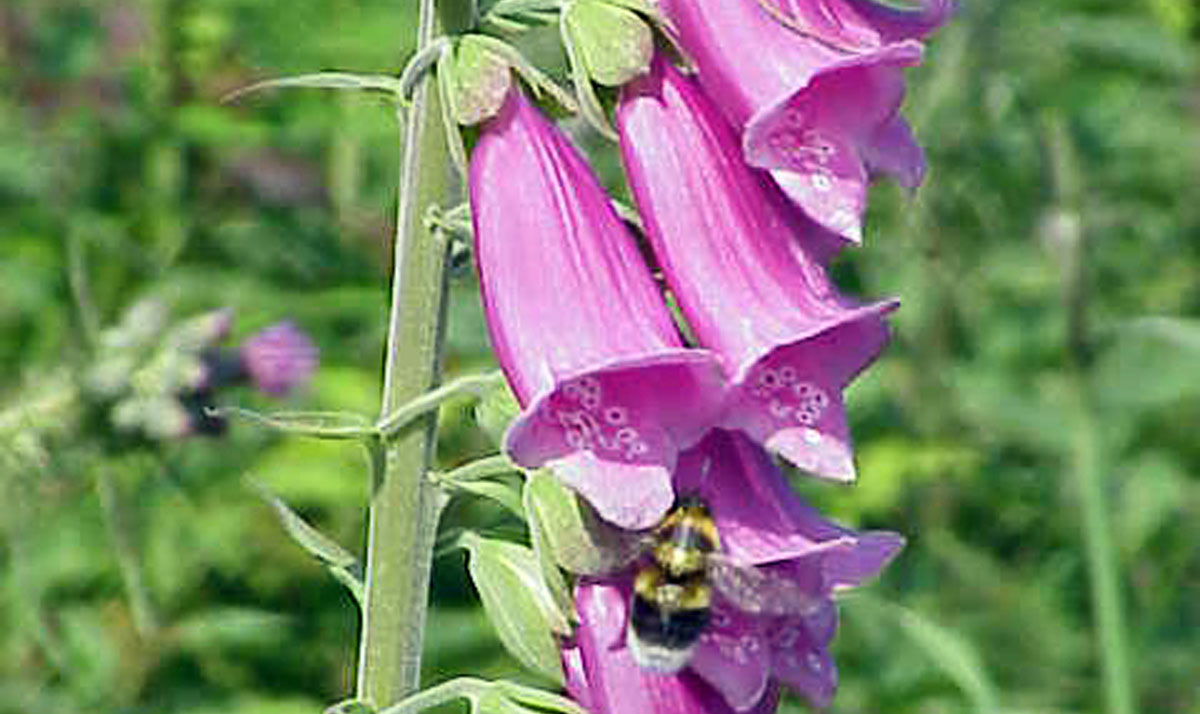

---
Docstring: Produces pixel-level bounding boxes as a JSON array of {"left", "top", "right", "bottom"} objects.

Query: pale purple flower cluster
[{"left": 466, "top": 1, "right": 948, "bottom": 710}]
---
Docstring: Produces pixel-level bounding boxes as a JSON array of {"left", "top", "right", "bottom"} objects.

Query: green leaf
[
  {"left": 523, "top": 479, "right": 574, "bottom": 623},
  {"left": 249, "top": 480, "right": 364, "bottom": 607},
  {"left": 461, "top": 533, "right": 569, "bottom": 684},
  {"left": 893, "top": 605, "right": 1000, "bottom": 712},
  {"left": 523, "top": 470, "right": 640, "bottom": 575},
  {"left": 217, "top": 407, "right": 377, "bottom": 440},
  {"left": 172, "top": 607, "right": 292, "bottom": 652},
  {"left": 222, "top": 73, "right": 406, "bottom": 104},
  {"left": 442, "top": 477, "right": 526, "bottom": 518},
  {"left": 441, "top": 453, "right": 520, "bottom": 482}
]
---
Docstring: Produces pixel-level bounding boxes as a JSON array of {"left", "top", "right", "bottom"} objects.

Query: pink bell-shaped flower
[
  {"left": 658, "top": 0, "right": 951, "bottom": 243},
  {"left": 470, "top": 88, "right": 727, "bottom": 529},
  {"left": 618, "top": 59, "right": 896, "bottom": 483}
]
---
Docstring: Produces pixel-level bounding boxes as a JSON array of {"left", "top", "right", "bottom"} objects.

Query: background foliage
[{"left": 1, "top": 0, "right": 1197, "bottom": 712}]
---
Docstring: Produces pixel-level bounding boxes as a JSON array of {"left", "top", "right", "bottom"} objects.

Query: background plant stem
[
  {"left": 354, "top": 0, "right": 457, "bottom": 706},
  {"left": 1045, "top": 114, "right": 1137, "bottom": 714}
]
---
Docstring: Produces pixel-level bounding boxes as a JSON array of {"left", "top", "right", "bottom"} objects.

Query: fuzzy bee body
[
  {"left": 627, "top": 497, "right": 718, "bottom": 672},
  {"left": 625, "top": 495, "right": 823, "bottom": 673}
]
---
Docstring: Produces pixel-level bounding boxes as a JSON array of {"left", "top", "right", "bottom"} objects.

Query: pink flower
[
  {"left": 469, "top": 88, "right": 727, "bottom": 529},
  {"left": 239, "top": 321, "right": 318, "bottom": 396},
  {"left": 618, "top": 58, "right": 895, "bottom": 483},
  {"left": 565, "top": 582, "right": 783, "bottom": 714},
  {"left": 657, "top": 0, "right": 951, "bottom": 243},
  {"left": 564, "top": 430, "right": 903, "bottom": 712}
]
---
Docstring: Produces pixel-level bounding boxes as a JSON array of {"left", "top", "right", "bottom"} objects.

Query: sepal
[
  {"left": 461, "top": 533, "right": 571, "bottom": 684},
  {"left": 562, "top": 0, "right": 654, "bottom": 87},
  {"left": 442, "top": 34, "right": 577, "bottom": 128},
  {"left": 522, "top": 470, "right": 641, "bottom": 576}
]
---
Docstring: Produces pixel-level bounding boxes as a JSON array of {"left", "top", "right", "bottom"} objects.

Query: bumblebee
[{"left": 623, "top": 496, "right": 822, "bottom": 673}]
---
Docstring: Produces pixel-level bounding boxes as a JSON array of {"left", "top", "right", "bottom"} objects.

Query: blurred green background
[{"left": 1, "top": 0, "right": 1198, "bottom": 713}]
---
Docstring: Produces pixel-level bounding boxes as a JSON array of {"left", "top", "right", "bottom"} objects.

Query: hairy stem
[{"left": 354, "top": 0, "right": 459, "bottom": 706}]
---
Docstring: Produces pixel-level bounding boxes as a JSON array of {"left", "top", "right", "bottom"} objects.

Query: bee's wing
[
  {"left": 561, "top": 526, "right": 648, "bottom": 576},
  {"left": 706, "top": 553, "right": 823, "bottom": 617}
]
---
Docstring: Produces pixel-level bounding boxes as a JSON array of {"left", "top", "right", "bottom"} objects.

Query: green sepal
[
  {"left": 474, "top": 382, "right": 521, "bottom": 448},
  {"left": 468, "top": 35, "right": 578, "bottom": 114},
  {"left": 461, "top": 533, "right": 570, "bottom": 684},
  {"left": 437, "top": 44, "right": 472, "bottom": 178},
  {"left": 446, "top": 35, "right": 514, "bottom": 126},
  {"left": 560, "top": 8, "right": 618, "bottom": 139},
  {"left": 523, "top": 470, "right": 641, "bottom": 576},
  {"left": 523, "top": 470, "right": 576, "bottom": 624},
  {"left": 563, "top": 0, "right": 654, "bottom": 87}
]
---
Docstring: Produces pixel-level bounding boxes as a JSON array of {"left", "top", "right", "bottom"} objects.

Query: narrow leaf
[
  {"left": 216, "top": 407, "right": 376, "bottom": 440},
  {"left": 441, "top": 477, "right": 525, "bottom": 518},
  {"left": 223, "top": 73, "right": 405, "bottom": 104},
  {"left": 894, "top": 605, "right": 1000, "bottom": 711},
  {"left": 441, "top": 453, "right": 520, "bottom": 482},
  {"left": 250, "top": 480, "right": 364, "bottom": 606}
]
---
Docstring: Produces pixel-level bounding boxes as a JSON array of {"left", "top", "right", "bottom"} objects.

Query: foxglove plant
[
  {"left": 658, "top": 0, "right": 951, "bottom": 243},
  {"left": 470, "top": 85, "right": 727, "bottom": 529},
  {"left": 618, "top": 57, "right": 896, "bottom": 483},
  {"left": 227, "top": 0, "right": 941, "bottom": 711},
  {"left": 563, "top": 430, "right": 903, "bottom": 712}
]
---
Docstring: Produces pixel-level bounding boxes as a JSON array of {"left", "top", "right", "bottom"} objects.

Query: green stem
[
  {"left": 1071, "top": 387, "right": 1135, "bottom": 714},
  {"left": 354, "top": 0, "right": 459, "bottom": 706},
  {"left": 1045, "top": 115, "right": 1136, "bottom": 714},
  {"left": 95, "top": 468, "right": 160, "bottom": 638}
]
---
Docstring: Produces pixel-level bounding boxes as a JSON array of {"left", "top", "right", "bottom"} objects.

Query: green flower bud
[
  {"left": 563, "top": 0, "right": 654, "bottom": 87},
  {"left": 448, "top": 35, "right": 513, "bottom": 126}
]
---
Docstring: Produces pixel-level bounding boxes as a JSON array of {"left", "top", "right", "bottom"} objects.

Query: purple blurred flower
[
  {"left": 469, "top": 88, "right": 727, "bottom": 529},
  {"left": 239, "top": 321, "right": 318, "bottom": 396},
  {"left": 658, "top": 0, "right": 950, "bottom": 243},
  {"left": 618, "top": 59, "right": 895, "bottom": 483},
  {"left": 566, "top": 430, "right": 903, "bottom": 712}
]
